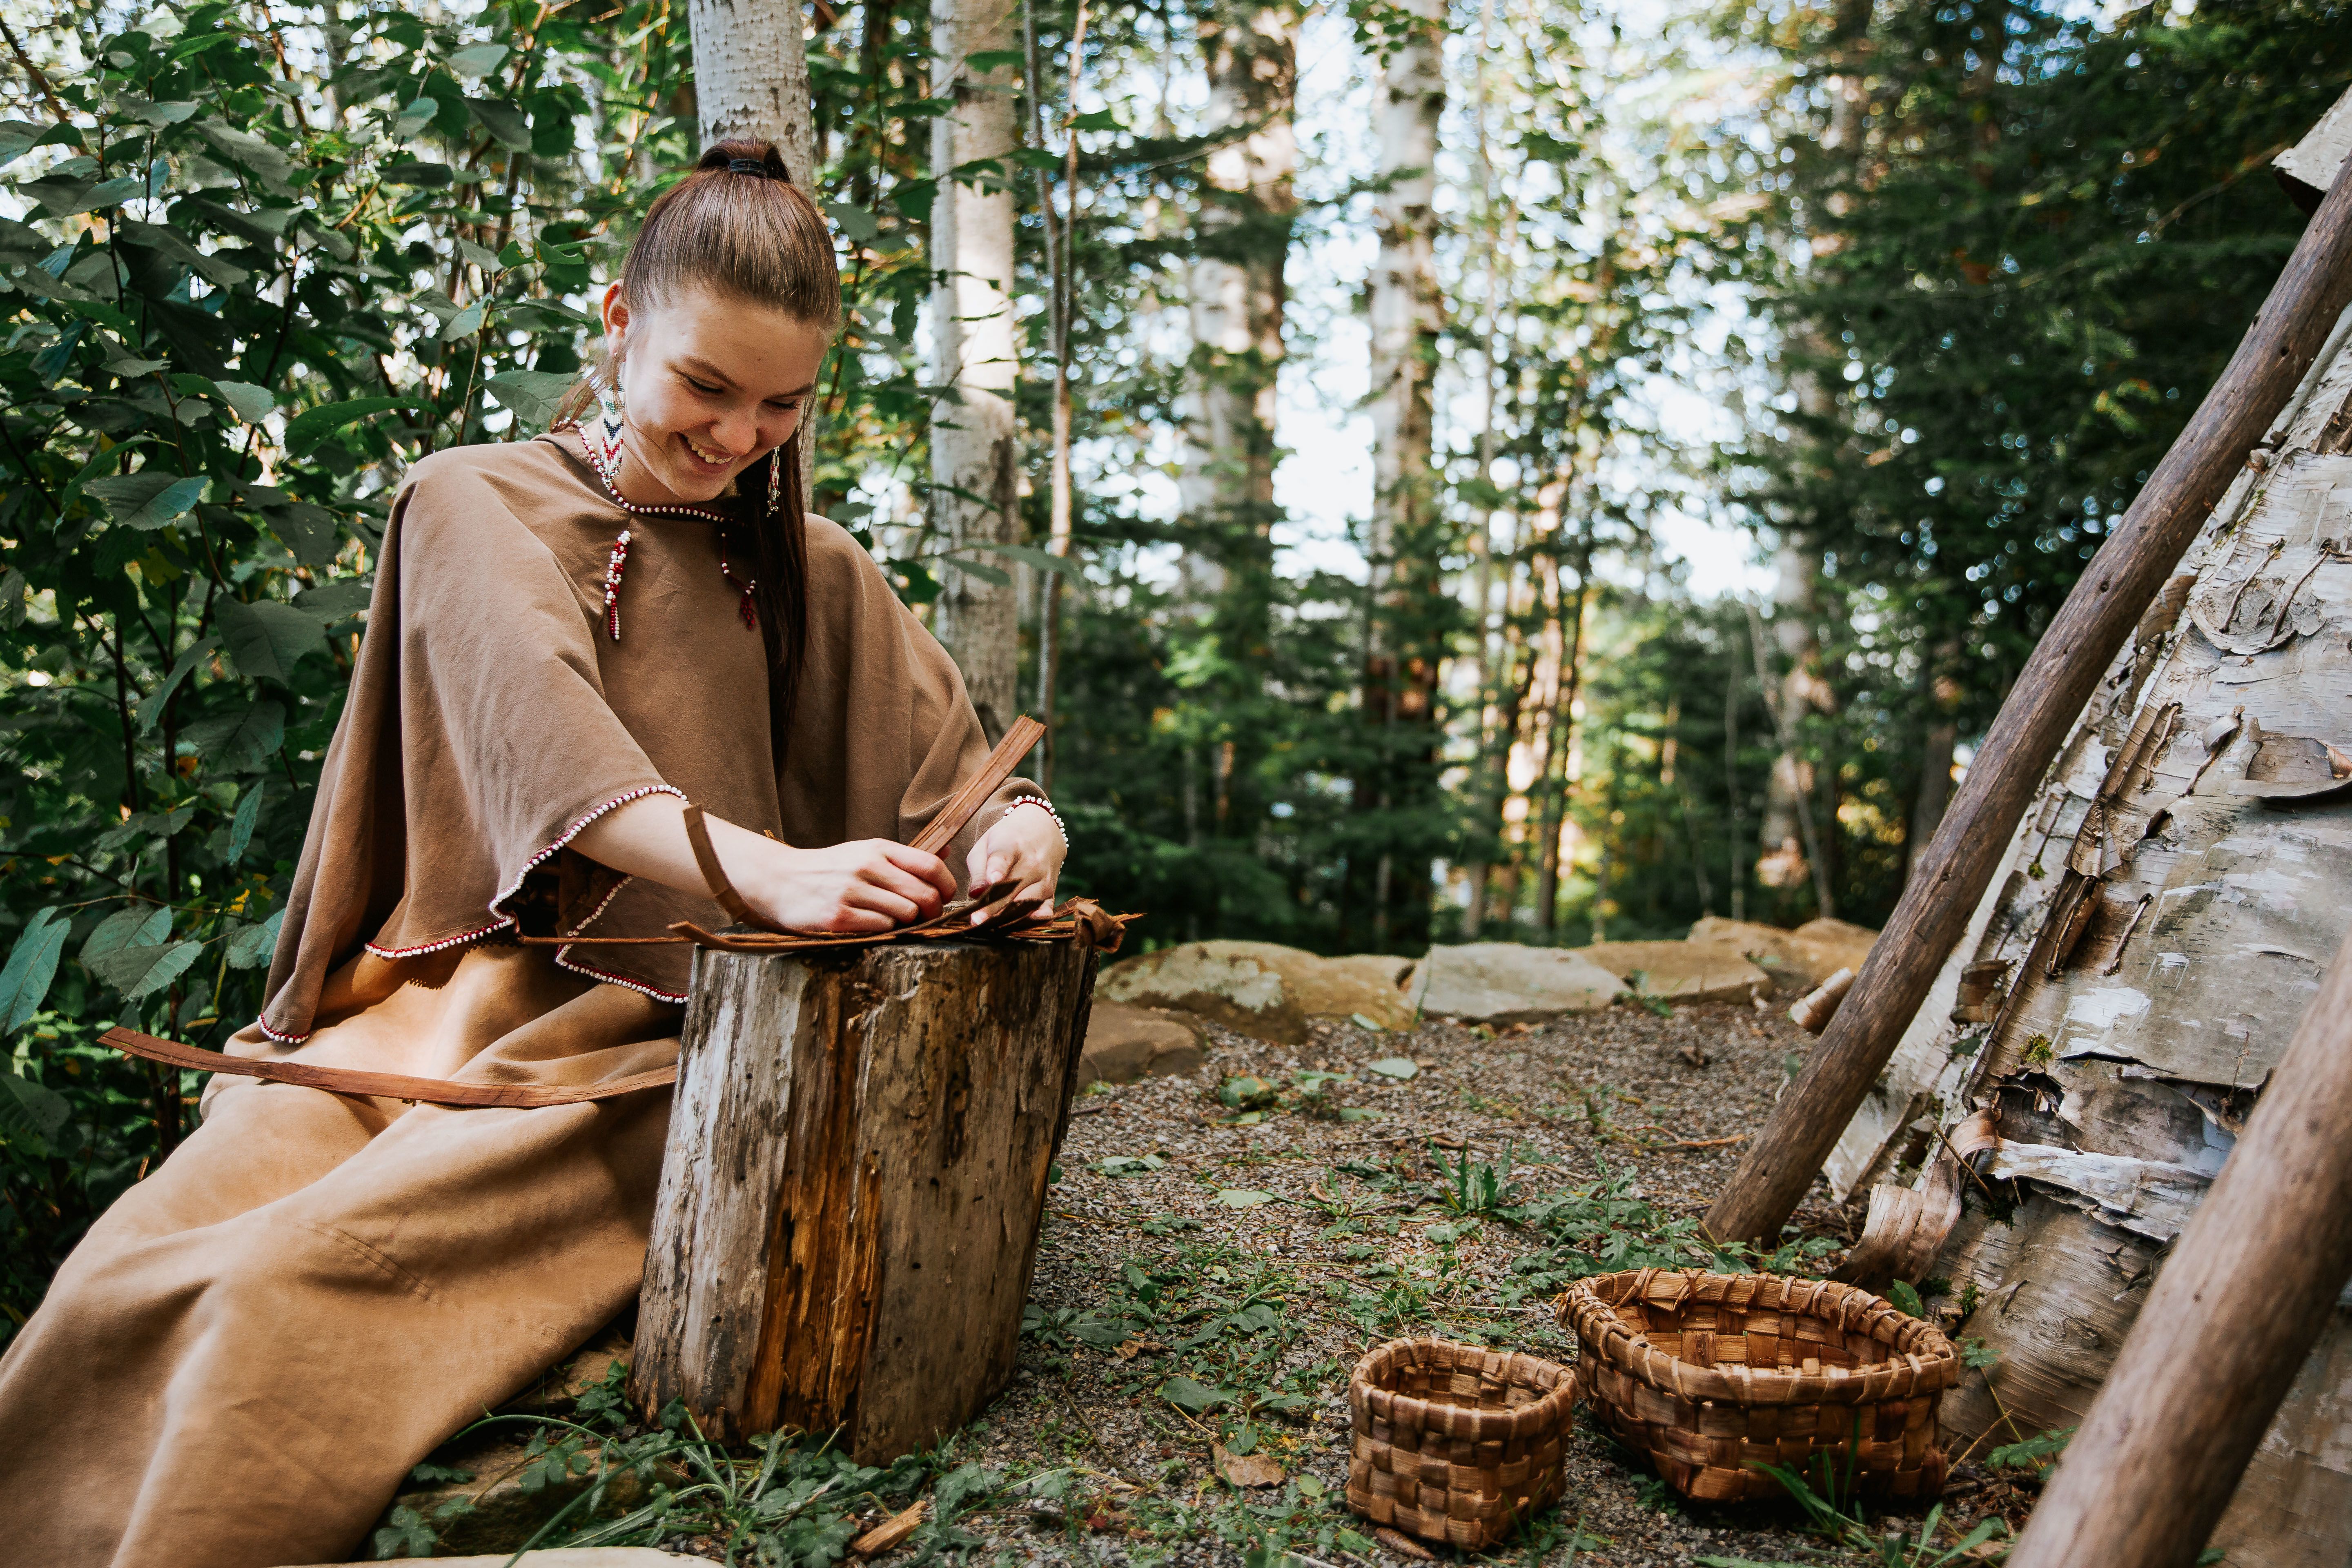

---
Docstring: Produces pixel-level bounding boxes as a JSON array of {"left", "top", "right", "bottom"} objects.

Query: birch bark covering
[
  {"left": 1363, "top": 0, "right": 1444, "bottom": 621},
  {"left": 632, "top": 939, "right": 1096, "bottom": 1459},
  {"left": 1827, "top": 289, "right": 2352, "bottom": 1566},
  {"left": 1178, "top": 1, "right": 1297, "bottom": 590},
  {"left": 687, "top": 0, "right": 817, "bottom": 181},
  {"left": 928, "top": 0, "right": 1023, "bottom": 741}
]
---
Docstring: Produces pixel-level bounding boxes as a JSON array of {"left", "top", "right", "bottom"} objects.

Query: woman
[{"left": 0, "top": 141, "right": 1064, "bottom": 1568}]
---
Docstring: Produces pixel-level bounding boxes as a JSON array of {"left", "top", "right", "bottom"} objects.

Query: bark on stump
[{"left": 631, "top": 937, "right": 1096, "bottom": 1459}]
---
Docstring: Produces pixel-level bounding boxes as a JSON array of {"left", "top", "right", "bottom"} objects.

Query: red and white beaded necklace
[{"left": 566, "top": 393, "right": 766, "bottom": 640}]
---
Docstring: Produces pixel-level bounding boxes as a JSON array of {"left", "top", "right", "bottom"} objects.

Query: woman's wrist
[{"left": 1002, "top": 795, "right": 1067, "bottom": 849}]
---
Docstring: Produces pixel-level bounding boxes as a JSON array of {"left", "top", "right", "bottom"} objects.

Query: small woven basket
[
  {"left": 1345, "top": 1337, "right": 1573, "bottom": 1550},
  {"left": 1560, "top": 1268, "right": 1957, "bottom": 1505}
]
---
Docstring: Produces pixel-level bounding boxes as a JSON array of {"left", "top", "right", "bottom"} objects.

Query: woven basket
[
  {"left": 1560, "top": 1268, "right": 1957, "bottom": 1505},
  {"left": 1345, "top": 1337, "right": 1573, "bottom": 1550}
]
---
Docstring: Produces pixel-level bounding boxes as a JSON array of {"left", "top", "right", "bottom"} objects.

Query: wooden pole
[
  {"left": 2001, "top": 926, "right": 2352, "bottom": 1568},
  {"left": 1702, "top": 152, "right": 2352, "bottom": 1249},
  {"left": 631, "top": 936, "right": 1095, "bottom": 1458}
]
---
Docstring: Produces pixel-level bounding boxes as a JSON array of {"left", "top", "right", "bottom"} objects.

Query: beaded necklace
[{"left": 566, "top": 396, "right": 768, "bottom": 640}]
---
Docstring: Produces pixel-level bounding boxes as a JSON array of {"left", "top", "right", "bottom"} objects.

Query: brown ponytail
[{"left": 554, "top": 138, "right": 842, "bottom": 775}]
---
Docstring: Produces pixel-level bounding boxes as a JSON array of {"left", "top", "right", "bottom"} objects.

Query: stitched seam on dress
[
  {"left": 561, "top": 873, "right": 635, "bottom": 938},
  {"left": 301, "top": 1220, "right": 443, "bottom": 1304},
  {"left": 553, "top": 950, "right": 688, "bottom": 1004},
  {"left": 364, "top": 920, "right": 504, "bottom": 960}
]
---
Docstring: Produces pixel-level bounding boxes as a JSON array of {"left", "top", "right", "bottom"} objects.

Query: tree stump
[{"left": 630, "top": 937, "right": 1097, "bottom": 1459}]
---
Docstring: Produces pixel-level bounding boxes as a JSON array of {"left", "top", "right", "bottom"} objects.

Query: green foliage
[
  {"left": 0, "top": 0, "right": 699, "bottom": 1341},
  {"left": 1986, "top": 1423, "right": 2074, "bottom": 1479}
]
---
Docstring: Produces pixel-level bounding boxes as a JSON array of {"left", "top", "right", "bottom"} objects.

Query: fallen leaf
[
  {"left": 1366, "top": 1056, "right": 1418, "bottom": 1080},
  {"left": 1377, "top": 1525, "right": 1437, "bottom": 1560},
  {"left": 851, "top": 1498, "right": 927, "bottom": 1556},
  {"left": 1114, "top": 1337, "right": 1167, "bottom": 1360},
  {"left": 1213, "top": 1442, "right": 1286, "bottom": 1488},
  {"left": 1216, "top": 1188, "right": 1274, "bottom": 1207}
]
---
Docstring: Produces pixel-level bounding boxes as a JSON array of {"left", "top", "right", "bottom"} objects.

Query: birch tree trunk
[
  {"left": 1355, "top": 0, "right": 1446, "bottom": 947},
  {"left": 1178, "top": 0, "right": 1298, "bottom": 590},
  {"left": 929, "top": 0, "right": 1022, "bottom": 742},
  {"left": 688, "top": 0, "right": 820, "bottom": 511},
  {"left": 689, "top": 0, "right": 817, "bottom": 179}
]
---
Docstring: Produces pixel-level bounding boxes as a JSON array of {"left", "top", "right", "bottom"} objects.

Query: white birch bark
[
  {"left": 928, "top": 0, "right": 1022, "bottom": 741},
  {"left": 1363, "top": 0, "right": 1446, "bottom": 623},
  {"left": 1178, "top": 1, "right": 1298, "bottom": 599},
  {"left": 688, "top": 0, "right": 817, "bottom": 181}
]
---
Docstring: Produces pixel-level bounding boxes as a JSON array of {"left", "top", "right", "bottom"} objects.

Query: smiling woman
[{"left": 0, "top": 139, "right": 1067, "bottom": 1568}]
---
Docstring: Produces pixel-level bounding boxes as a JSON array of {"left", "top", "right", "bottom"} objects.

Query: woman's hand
[
  {"left": 570, "top": 795, "right": 955, "bottom": 933},
  {"left": 964, "top": 802, "right": 1065, "bottom": 924},
  {"left": 736, "top": 838, "right": 956, "bottom": 933}
]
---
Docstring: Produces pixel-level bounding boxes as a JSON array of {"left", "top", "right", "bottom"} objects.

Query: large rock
[
  {"left": 1078, "top": 1001, "right": 1205, "bottom": 1085},
  {"left": 1403, "top": 942, "right": 1625, "bottom": 1024},
  {"left": 1095, "top": 941, "right": 1415, "bottom": 1042},
  {"left": 1687, "top": 916, "right": 1879, "bottom": 987},
  {"left": 1579, "top": 940, "right": 1771, "bottom": 1004}
]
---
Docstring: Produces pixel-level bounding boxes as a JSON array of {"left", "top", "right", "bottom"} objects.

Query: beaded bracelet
[{"left": 1002, "top": 794, "right": 1068, "bottom": 848}]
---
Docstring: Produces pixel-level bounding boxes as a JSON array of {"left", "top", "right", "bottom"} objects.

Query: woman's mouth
[{"left": 679, "top": 434, "right": 739, "bottom": 474}]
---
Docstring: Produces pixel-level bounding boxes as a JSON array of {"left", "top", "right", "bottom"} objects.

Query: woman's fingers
[
  {"left": 839, "top": 881, "right": 923, "bottom": 927},
  {"left": 856, "top": 857, "right": 944, "bottom": 913},
  {"left": 880, "top": 842, "right": 958, "bottom": 901}
]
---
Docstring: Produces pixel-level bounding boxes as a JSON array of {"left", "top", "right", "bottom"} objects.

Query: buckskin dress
[{"left": 0, "top": 426, "right": 1035, "bottom": 1568}]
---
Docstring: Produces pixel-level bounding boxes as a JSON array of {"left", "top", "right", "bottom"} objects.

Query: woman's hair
[{"left": 554, "top": 139, "right": 842, "bottom": 771}]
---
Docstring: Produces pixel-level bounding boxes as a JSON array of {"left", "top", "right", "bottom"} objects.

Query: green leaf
[
  {"left": 91, "top": 938, "right": 203, "bottom": 1001},
  {"left": 441, "top": 300, "right": 486, "bottom": 340},
  {"left": 0, "top": 120, "right": 45, "bottom": 171},
  {"left": 0, "top": 908, "right": 69, "bottom": 1033},
  {"left": 379, "top": 159, "right": 453, "bottom": 187},
  {"left": 1068, "top": 108, "right": 1124, "bottom": 133},
  {"left": 261, "top": 501, "right": 340, "bottom": 567},
  {"left": 1216, "top": 1188, "right": 1274, "bottom": 1208},
  {"left": 964, "top": 49, "right": 1025, "bottom": 75},
  {"left": 1366, "top": 1056, "right": 1419, "bottom": 1080},
  {"left": 1161, "top": 1377, "right": 1234, "bottom": 1413},
  {"left": 227, "top": 782, "right": 264, "bottom": 864},
  {"left": 0, "top": 567, "right": 27, "bottom": 630},
  {"left": 890, "top": 177, "right": 937, "bottom": 223},
  {"left": 283, "top": 396, "right": 415, "bottom": 455},
  {"left": 823, "top": 200, "right": 880, "bottom": 242},
  {"left": 445, "top": 43, "right": 511, "bottom": 78},
  {"left": 183, "top": 699, "right": 287, "bottom": 772},
  {"left": 211, "top": 380, "right": 275, "bottom": 423},
  {"left": 84, "top": 905, "right": 171, "bottom": 967},
  {"left": 194, "top": 122, "right": 293, "bottom": 192},
  {"left": 225, "top": 908, "right": 283, "bottom": 969},
  {"left": 217, "top": 598, "right": 325, "bottom": 685},
  {"left": 455, "top": 237, "right": 503, "bottom": 271},
  {"left": 1885, "top": 1279, "right": 1925, "bottom": 1318},
  {"left": 135, "top": 635, "right": 218, "bottom": 734},
  {"left": 937, "top": 554, "right": 1011, "bottom": 587},
  {"left": 392, "top": 98, "right": 436, "bottom": 138},
  {"left": 0, "top": 1069, "right": 71, "bottom": 1148},
  {"left": 294, "top": 579, "right": 372, "bottom": 619},
  {"left": 485, "top": 369, "right": 577, "bottom": 430},
  {"left": 467, "top": 98, "right": 532, "bottom": 151},
  {"left": 87, "top": 471, "right": 207, "bottom": 530},
  {"left": 116, "top": 221, "right": 250, "bottom": 286}
]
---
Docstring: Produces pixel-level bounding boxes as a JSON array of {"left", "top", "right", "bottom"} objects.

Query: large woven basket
[
  {"left": 1560, "top": 1268, "right": 1957, "bottom": 1504},
  {"left": 1345, "top": 1337, "right": 1573, "bottom": 1550}
]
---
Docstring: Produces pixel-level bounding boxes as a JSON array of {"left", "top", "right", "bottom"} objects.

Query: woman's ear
[{"left": 600, "top": 283, "right": 631, "bottom": 347}]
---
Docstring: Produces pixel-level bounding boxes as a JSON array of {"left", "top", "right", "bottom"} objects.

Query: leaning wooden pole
[
  {"left": 1703, "top": 152, "right": 2352, "bottom": 1249},
  {"left": 2001, "top": 926, "right": 2352, "bottom": 1568}
]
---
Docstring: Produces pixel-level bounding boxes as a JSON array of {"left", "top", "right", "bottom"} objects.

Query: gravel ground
[{"left": 926, "top": 995, "right": 2032, "bottom": 1568}]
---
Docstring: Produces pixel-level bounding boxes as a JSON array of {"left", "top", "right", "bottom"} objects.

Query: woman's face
[{"left": 600, "top": 281, "right": 831, "bottom": 507}]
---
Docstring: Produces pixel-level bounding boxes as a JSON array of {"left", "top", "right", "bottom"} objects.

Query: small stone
[
  {"left": 1096, "top": 942, "right": 1417, "bottom": 1042},
  {"left": 1078, "top": 1002, "right": 1204, "bottom": 1086}
]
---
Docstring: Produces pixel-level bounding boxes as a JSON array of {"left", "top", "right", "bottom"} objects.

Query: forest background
[{"left": 0, "top": 0, "right": 2343, "bottom": 1331}]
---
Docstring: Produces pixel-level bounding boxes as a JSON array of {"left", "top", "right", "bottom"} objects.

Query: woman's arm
[{"left": 573, "top": 793, "right": 958, "bottom": 932}]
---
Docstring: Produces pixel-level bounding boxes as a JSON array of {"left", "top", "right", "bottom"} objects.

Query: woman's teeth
[{"left": 683, "top": 437, "right": 735, "bottom": 468}]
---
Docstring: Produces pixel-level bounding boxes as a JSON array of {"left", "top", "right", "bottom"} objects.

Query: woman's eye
[
  {"left": 684, "top": 377, "right": 722, "bottom": 395},
  {"left": 767, "top": 399, "right": 803, "bottom": 413}
]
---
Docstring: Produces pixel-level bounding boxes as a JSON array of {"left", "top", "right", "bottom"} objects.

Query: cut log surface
[{"left": 631, "top": 938, "right": 1096, "bottom": 1459}]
